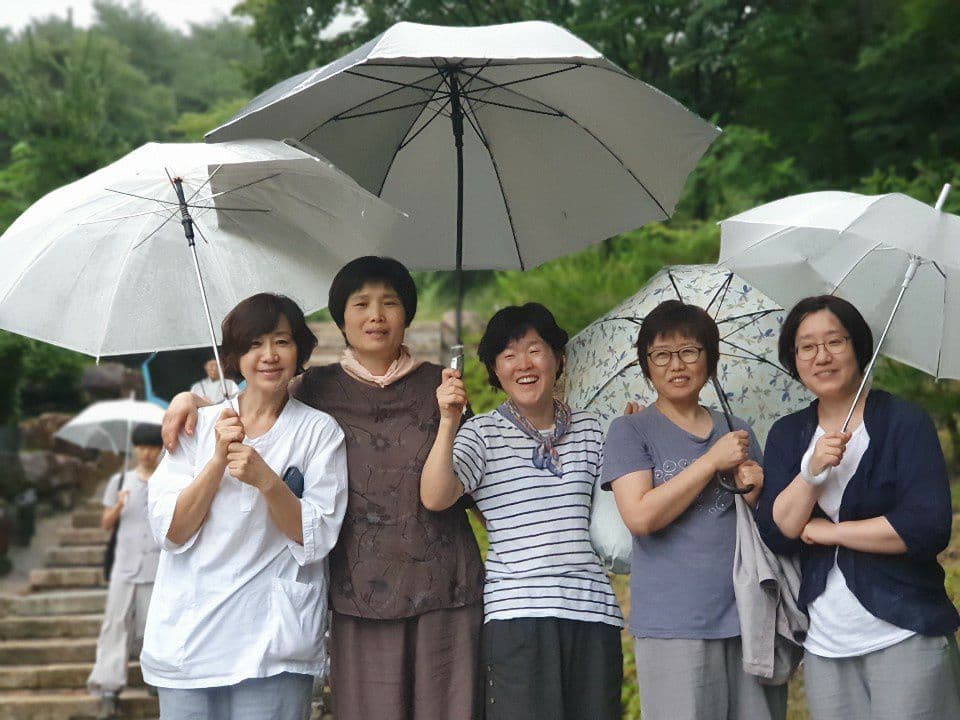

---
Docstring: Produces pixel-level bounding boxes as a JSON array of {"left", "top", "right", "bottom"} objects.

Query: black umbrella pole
[{"left": 450, "top": 70, "right": 465, "bottom": 345}]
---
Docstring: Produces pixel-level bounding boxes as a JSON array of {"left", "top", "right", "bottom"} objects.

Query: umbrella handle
[{"left": 717, "top": 471, "right": 754, "bottom": 495}]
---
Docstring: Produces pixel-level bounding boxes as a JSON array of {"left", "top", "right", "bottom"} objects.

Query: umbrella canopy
[
  {"left": 565, "top": 265, "right": 810, "bottom": 443},
  {"left": 208, "top": 21, "right": 719, "bottom": 335},
  {"left": 0, "top": 139, "right": 404, "bottom": 358},
  {"left": 55, "top": 398, "right": 163, "bottom": 454},
  {"left": 719, "top": 188, "right": 960, "bottom": 381}
]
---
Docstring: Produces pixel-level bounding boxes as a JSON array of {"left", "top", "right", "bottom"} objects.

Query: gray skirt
[{"left": 803, "top": 633, "right": 960, "bottom": 720}]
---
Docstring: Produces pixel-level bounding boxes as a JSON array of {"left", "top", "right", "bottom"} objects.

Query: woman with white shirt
[
  {"left": 758, "top": 295, "right": 960, "bottom": 719},
  {"left": 142, "top": 293, "right": 348, "bottom": 720}
]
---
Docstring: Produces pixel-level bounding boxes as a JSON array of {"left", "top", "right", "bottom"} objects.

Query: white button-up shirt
[{"left": 141, "top": 398, "right": 348, "bottom": 688}]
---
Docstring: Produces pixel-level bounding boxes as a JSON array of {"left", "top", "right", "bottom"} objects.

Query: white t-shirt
[
  {"left": 802, "top": 423, "right": 916, "bottom": 658},
  {"left": 190, "top": 378, "right": 239, "bottom": 404},
  {"left": 141, "top": 398, "right": 348, "bottom": 688},
  {"left": 102, "top": 470, "right": 160, "bottom": 584},
  {"left": 452, "top": 409, "right": 623, "bottom": 628}
]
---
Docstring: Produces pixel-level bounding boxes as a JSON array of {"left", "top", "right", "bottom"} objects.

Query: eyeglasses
[
  {"left": 647, "top": 346, "right": 704, "bottom": 367},
  {"left": 795, "top": 336, "right": 851, "bottom": 361}
]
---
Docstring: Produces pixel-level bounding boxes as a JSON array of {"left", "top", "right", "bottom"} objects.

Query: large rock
[
  {"left": 18, "top": 452, "right": 101, "bottom": 510},
  {"left": 18, "top": 413, "right": 72, "bottom": 452},
  {"left": 80, "top": 363, "right": 143, "bottom": 400}
]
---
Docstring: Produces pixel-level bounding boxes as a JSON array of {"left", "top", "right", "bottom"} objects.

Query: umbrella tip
[{"left": 935, "top": 183, "right": 951, "bottom": 211}]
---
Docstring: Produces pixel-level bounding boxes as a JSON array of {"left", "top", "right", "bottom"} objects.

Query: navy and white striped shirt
[{"left": 453, "top": 409, "right": 623, "bottom": 627}]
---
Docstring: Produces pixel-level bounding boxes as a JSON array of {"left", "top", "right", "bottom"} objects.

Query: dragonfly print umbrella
[
  {"left": 565, "top": 265, "right": 811, "bottom": 445},
  {"left": 208, "top": 21, "right": 720, "bottom": 338}
]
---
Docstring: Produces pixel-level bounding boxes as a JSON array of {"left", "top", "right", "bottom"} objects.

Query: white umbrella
[
  {"left": 719, "top": 184, "right": 959, "bottom": 428},
  {"left": 55, "top": 397, "right": 163, "bottom": 454},
  {"left": 0, "top": 139, "right": 404, "bottom": 400},
  {"left": 207, "top": 20, "right": 720, "bottom": 337}
]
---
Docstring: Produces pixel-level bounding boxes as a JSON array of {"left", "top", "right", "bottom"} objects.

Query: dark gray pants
[
  {"left": 482, "top": 617, "right": 623, "bottom": 720},
  {"left": 803, "top": 634, "right": 960, "bottom": 720}
]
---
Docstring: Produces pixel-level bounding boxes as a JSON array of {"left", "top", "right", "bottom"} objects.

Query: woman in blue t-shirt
[
  {"left": 758, "top": 295, "right": 960, "bottom": 720},
  {"left": 601, "top": 300, "right": 786, "bottom": 720}
]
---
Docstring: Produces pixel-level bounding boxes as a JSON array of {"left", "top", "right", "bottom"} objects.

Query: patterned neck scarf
[
  {"left": 497, "top": 398, "right": 573, "bottom": 477},
  {"left": 340, "top": 344, "right": 422, "bottom": 388}
]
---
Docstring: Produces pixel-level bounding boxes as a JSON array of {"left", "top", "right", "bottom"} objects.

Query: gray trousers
[
  {"left": 634, "top": 636, "right": 788, "bottom": 720},
  {"left": 87, "top": 580, "right": 153, "bottom": 694},
  {"left": 803, "top": 634, "right": 960, "bottom": 720},
  {"left": 157, "top": 672, "right": 314, "bottom": 720}
]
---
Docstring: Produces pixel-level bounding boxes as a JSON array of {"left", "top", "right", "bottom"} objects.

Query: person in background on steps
[
  {"left": 87, "top": 423, "right": 163, "bottom": 720},
  {"left": 190, "top": 356, "right": 239, "bottom": 404}
]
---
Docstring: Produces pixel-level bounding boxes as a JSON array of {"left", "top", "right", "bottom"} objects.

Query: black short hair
[
  {"left": 327, "top": 256, "right": 417, "bottom": 329},
  {"left": 131, "top": 423, "right": 162, "bottom": 447},
  {"left": 778, "top": 295, "right": 873, "bottom": 380},
  {"left": 477, "top": 303, "right": 568, "bottom": 390},
  {"left": 220, "top": 293, "right": 317, "bottom": 380},
  {"left": 635, "top": 300, "right": 720, "bottom": 380}
]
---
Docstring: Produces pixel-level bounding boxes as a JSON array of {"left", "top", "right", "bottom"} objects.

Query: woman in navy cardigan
[{"left": 758, "top": 295, "right": 960, "bottom": 720}]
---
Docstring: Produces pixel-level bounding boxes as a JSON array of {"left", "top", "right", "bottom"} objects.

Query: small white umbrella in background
[
  {"left": 208, "top": 20, "right": 720, "bottom": 338},
  {"left": 0, "top": 139, "right": 405, "bottom": 401},
  {"left": 720, "top": 184, "right": 959, "bottom": 429},
  {"left": 55, "top": 396, "right": 163, "bottom": 455}
]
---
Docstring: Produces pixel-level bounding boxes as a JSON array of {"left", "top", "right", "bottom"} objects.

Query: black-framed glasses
[
  {"left": 647, "top": 346, "right": 704, "bottom": 367},
  {"left": 795, "top": 336, "right": 851, "bottom": 361}
]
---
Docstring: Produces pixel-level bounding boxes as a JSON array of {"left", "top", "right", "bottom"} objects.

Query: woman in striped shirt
[{"left": 421, "top": 302, "right": 624, "bottom": 720}]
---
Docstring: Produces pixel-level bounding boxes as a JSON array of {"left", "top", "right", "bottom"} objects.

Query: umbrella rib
[
  {"left": 719, "top": 341, "right": 790, "bottom": 374},
  {"left": 204, "top": 173, "right": 283, "bottom": 201},
  {"left": 78, "top": 208, "right": 178, "bottom": 225},
  {"left": 462, "top": 93, "right": 526, "bottom": 270},
  {"left": 186, "top": 164, "right": 223, "bottom": 205},
  {"left": 830, "top": 239, "right": 885, "bottom": 293},
  {"left": 580, "top": 359, "right": 642, "bottom": 408},
  {"left": 719, "top": 311, "right": 779, "bottom": 343},
  {"left": 105, "top": 188, "right": 180, "bottom": 206},
  {"left": 342, "top": 68, "right": 447, "bottom": 96},
  {"left": 460, "top": 63, "right": 581, "bottom": 94},
  {"left": 705, "top": 272, "right": 734, "bottom": 318},
  {"left": 463, "top": 72, "right": 671, "bottom": 219},
  {"left": 330, "top": 97, "right": 442, "bottom": 122},
  {"left": 717, "top": 309, "right": 780, "bottom": 325},
  {"left": 131, "top": 205, "right": 183, "bottom": 251},
  {"left": 667, "top": 270, "right": 684, "bottom": 301},
  {"left": 459, "top": 95, "right": 563, "bottom": 117},
  {"left": 397, "top": 97, "right": 453, "bottom": 151}
]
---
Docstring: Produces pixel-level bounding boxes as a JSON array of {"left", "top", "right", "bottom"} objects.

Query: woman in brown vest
[{"left": 162, "top": 257, "right": 484, "bottom": 720}]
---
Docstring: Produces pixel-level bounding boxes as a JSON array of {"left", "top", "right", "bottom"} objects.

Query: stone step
[
  {"left": 0, "top": 688, "right": 157, "bottom": 720},
  {"left": 0, "top": 662, "right": 143, "bottom": 690},
  {"left": 0, "top": 614, "right": 102, "bottom": 640},
  {"left": 30, "top": 567, "right": 105, "bottom": 591},
  {"left": 0, "top": 639, "right": 97, "bottom": 666},
  {"left": 0, "top": 590, "right": 107, "bottom": 618},
  {"left": 71, "top": 512, "right": 102, "bottom": 530},
  {"left": 45, "top": 546, "right": 105, "bottom": 568},
  {"left": 57, "top": 528, "right": 109, "bottom": 547}
]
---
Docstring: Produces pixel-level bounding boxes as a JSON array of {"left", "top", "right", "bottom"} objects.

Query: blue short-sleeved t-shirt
[{"left": 601, "top": 405, "right": 761, "bottom": 639}]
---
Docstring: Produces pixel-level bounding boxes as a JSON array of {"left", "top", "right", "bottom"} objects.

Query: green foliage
[{"left": 0, "top": 334, "right": 26, "bottom": 425}]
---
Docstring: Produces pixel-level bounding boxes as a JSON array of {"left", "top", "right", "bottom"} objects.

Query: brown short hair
[
  {"left": 220, "top": 293, "right": 317, "bottom": 380},
  {"left": 635, "top": 300, "right": 720, "bottom": 380}
]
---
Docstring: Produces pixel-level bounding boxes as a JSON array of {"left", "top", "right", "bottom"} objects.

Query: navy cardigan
[{"left": 758, "top": 390, "right": 959, "bottom": 637}]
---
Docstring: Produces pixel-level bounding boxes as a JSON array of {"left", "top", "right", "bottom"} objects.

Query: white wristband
[{"left": 800, "top": 445, "right": 830, "bottom": 487}]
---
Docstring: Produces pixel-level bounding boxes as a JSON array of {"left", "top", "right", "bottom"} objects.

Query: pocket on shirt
[{"left": 265, "top": 578, "right": 327, "bottom": 663}]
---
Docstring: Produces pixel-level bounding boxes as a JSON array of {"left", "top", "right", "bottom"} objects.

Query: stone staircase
[
  {"left": 0, "top": 500, "right": 158, "bottom": 719},
  {"left": 307, "top": 320, "right": 445, "bottom": 367}
]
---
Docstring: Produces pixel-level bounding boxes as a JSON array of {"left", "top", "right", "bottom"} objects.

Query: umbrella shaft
[
  {"left": 188, "top": 243, "right": 233, "bottom": 409},
  {"left": 842, "top": 256, "right": 919, "bottom": 431},
  {"left": 172, "top": 178, "right": 196, "bottom": 244},
  {"left": 447, "top": 68, "right": 465, "bottom": 344}
]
